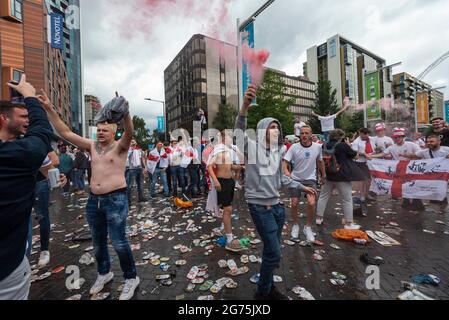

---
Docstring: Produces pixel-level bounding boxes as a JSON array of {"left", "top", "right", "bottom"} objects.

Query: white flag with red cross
[{"left": 367, "top": 158, "right": 449, "bottom": 201}]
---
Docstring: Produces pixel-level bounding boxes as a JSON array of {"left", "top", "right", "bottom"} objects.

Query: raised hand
[
  {"left": 6, "top": 74, "right": 36, "bottom": 98},
  {"left": 243, "top": 85, "right": 257, "bottom": 109},
  {"left": 37, "top": 89, "right": 52, "bottom": 109}
]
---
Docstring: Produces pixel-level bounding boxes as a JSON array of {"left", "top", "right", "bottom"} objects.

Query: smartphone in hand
[{"left": 8, "top": 81, "right": 25, "bottom": 104}]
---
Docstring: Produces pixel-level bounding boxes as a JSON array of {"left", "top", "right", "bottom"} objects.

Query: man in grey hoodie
[{"left": 235, "top": 85, "right": 317, "bottom": 300}]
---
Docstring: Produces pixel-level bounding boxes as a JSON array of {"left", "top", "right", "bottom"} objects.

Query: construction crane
[{"left": 417, "top": 50, "right": 449, "bottom": 81}]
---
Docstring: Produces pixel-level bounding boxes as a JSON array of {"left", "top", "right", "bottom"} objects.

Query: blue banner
[
  {"left": 50, "top": 13, "right": 64, "bottom": 50},
  {"left": 157, "top": 116, "right": 165, "bottom": 133},
  {"left": 445, "top": 101, "right": 449, "bottom": 123},
  {"left": 241, "top": 22, "right": 255, "bottom": 103}
]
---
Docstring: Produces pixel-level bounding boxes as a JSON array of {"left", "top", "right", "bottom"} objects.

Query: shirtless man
[
  {"left": 208, "top": 130, "right": 245, "bottom": 252},
  {"left": 37, "top": 91, "right": 139, "bottom": 300}
]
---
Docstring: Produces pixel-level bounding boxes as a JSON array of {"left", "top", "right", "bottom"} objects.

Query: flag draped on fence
[{"left": 367, "top": 158, "right": 449, "bottom": 201}]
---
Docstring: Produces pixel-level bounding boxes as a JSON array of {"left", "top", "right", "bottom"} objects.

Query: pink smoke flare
[{"left": 242, "top": 44, "right": 271, "bottom": 86}]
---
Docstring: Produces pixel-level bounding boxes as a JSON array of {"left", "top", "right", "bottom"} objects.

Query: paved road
[{"left": 29, "top": 185, "right": 449, "bottom": 300}]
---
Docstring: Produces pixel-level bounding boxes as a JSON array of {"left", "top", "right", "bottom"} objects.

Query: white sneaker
[
  {"left": 303, "top": 226, "right": 315, "bottom": 243},
  {"left": 38, "top": 251, "right": 50, "bottom": 268},
  {"left": 90, "top": 272, "right": 114, "bottom": 295},
  {"left": 344, "top": 223, "right": 361, "bottom": 230},
  {"left": 316, "top": 217, "right": 324, "bottom": 226},
  {"left": 119, "top": 277, "right": 140, "bottom": 300},
  {"left": 291, "top": 224, "right": 300, "bottom": 239}
]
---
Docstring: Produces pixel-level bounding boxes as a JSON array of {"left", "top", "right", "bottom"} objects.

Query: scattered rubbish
[
  {"left": 329, "top": 244, "right": 341, "bottom": 250},
  {"left": 423, "top": 229, "right": 436, "bottom": 235},
  {"left": 66, "top": 294, "right": 82, "bottom": 300},
  {"left": 398, "top": 290, "right": 434, "bottom": 300},
  {"left": 175, "top": 260, "right": 187, "bottom": 266},
  {"left": 332, "top": 229, "right": 369, "bottom": 242},
  {"left": 79, "top": 253, "right": 95, "bottom": 266},
  {"left": 68, "top": 244, "right": 80, "bottom": 249},
  {"left": 218, "top": 260, "right": 227, "bottom": 268},
  {"left": 366, "top": 231, "right": 401, "bottom": 246},
  {"left": 292, "top": 286, "right": 315, "bottom": 300},
  {"left": 227, "top": 266, "right": 249, "bottom": 276},
  {"left": 360, "top": 253, "right": 384, "bottom": 266},
  {"left": 51, "top": 266, "right": 65, "bottom": 274},
  {"left": 84, "top": 246, "right": 94, "bottom": 252},
  {"left": 240, "top": 255, "right": 249, "bottom": 264},
  {"left": 410, "top": 274, "right": 441, "bottom": 286},
  {"left": 284, "top": 240, "right": 296, "bottom": 246},
  {"left": 90, "top": 292, "right": 110, "bottom": 300}
]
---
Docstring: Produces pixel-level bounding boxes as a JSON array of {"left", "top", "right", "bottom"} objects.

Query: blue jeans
[
  {"left": 33, "top": 180, "right": 51, "bottom": 251},
  {"left": 248, "top": 203, "right": 286, "bottom": 296},
  {"left": 150, "top": 168, "right": 169, "bottom": 197},
  {"left": 126, "top": 168, "right": 144, "bottom": 201},
  {"left": 323, "top": 131, "right": 330, "bottom": 143},
  {"left": 170, "top": 166, "right": 186, "bottom": 196},
  {"left": 26, "top": 216, "right": 32, "bottom": 258},
  {"left": 86, "top": 190, "right": 137, "bottom": 280},
  {"left": 73, "top": 169, "right": 85, "bottom": 190},
  {"left": 187, "top": 165, "right": 200, "bottom": 196}
]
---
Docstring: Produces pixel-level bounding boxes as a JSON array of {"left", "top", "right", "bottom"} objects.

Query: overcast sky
[{"left": 80, "top": 0, "right": 449, "bottom": 130}]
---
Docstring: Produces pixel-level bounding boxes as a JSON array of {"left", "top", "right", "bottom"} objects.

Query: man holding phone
[{"left": 0, "top": 75, "right": 53, "bottom": 300}]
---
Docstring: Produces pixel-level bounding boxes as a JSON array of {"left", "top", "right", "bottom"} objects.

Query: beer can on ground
[{"left": 48, "top": 168, "right": 60, "bottom": 189}]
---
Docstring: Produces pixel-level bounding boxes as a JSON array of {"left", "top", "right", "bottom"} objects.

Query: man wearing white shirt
[
  {"left": 126, "top": 140, "right": 147, "bottom": 203},
  {"left": 351, "top": 128, "right": 375, "bottom": 216},
  {"left": 311, "top": 102, "right": 349, "bottom": 142},
  {"left": 415, "top": 135, "right": 449, "bottom": 159},
  {"left": 167, "top": 139, "right": 186, "bottom": 197},
  {"left": 372, "top": 123, "right": 394, "bottom": 154},
  {"left": 414, "top": 135, "right": 449, "bottom": 210},
  {"left": 283, "top": 126, "right": 325, "bottom": 243},
  {"left": 147, "top": 142, "right": 170, "bottom": 198},
  {"left": 294, "top": 117, "right": 307, "bottom": 137}
]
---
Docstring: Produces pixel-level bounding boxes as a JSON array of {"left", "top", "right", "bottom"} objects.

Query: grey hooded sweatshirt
[{"left": 235, "top": 114, "right": 306, "bottom": 206}]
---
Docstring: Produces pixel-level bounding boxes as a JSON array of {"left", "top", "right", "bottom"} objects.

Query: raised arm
[
  {"left": 118, "top": 114, "right": 133, "bottom": 153},
  {"left": 336, "top": 105, "right": 349, "bottom": 117},
  {"left": 37, "top": 90, "right": 92, "bottom": 151},
  {"left": 311, "top": 111, "right": 320, "bottom": 118}
]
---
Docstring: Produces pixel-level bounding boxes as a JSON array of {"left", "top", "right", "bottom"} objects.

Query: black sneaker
[{"left": 269, "top": 286, "right": 289, "bottom": 300}]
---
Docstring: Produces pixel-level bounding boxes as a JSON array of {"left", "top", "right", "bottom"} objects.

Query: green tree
[
  {"left": 309, "top": 80, "right": 341, "bottom": 134},
  {"left": 151, "top": 129, "right": 165, "bottom": 145},
  {"left": 132, "top": 115, "right": 152, "bottom": 150},
  {"left": 247, "top": 69, "right": 295, "bottom": 136},
  {"left": 212, "top": 103, "right": 238, "bottom": 131},
  {"left": 340, "top": 111, "right": 364, "bottom": 137}
]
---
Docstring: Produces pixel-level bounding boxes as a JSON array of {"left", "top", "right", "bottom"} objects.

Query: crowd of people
[{"left": 1, "top": 75, "right": 448, "bottom": 301}]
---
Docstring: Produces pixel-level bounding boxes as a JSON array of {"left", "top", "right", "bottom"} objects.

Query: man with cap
[
  {"left": 373, "top": 123, "right": 394, "bottom": 154},
  {"left": 368, "top": 128, "right": 423, "bottom": 210}
]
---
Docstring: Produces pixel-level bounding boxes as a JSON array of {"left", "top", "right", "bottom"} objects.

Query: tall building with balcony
[
  {"left": 164, "top": 34, "right": 238, "bottom": 134},
  {"left": 304, "top": 34, "right": 392, "bottom": 111},
  {"left": 0, "top": 0, "right": 72, "bottom": 127},
  {"left": 266, "top": 68, "right": 316, "bottom": 123},
  {"left": 45, "top": 0, "right": 82, "bottom": 134},
  {"left": 392, "top": 72, "right": 443, "bottom": 123}
]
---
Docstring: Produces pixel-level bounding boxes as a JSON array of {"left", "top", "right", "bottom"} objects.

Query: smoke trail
[{"left": 243, "top": 44, "right": 271, "bottom": 86}]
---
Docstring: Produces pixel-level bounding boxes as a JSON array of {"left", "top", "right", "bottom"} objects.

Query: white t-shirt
[
  {"left": 294, "top": 122, "right": 307, "bottom": 136},
  {"left": 413, "top": 138, "right": 426, "bottom": 149},
  {"left": 284, "top": 143, "right": 323, "bottom": 181},
  {"left": 373, "top": 136, "right": 394, "bottom": 153},
  {"left": 416, "top": 147, "right": 449, "bottom": 159},
  {"left": 318, "top": 115, "right": 337, "bottom": 132},
  {"left": 352, "top": 137, "right": 375, "bottom": 163},
  {"left": 384, "top": 142, "right": 420, "bottom": 161}
]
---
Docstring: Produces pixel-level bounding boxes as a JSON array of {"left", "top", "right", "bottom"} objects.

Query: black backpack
[{"left": 322, "top": 142, "right": 341, "bottom": 175}]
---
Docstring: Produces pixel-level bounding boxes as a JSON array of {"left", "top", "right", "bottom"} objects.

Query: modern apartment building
[
  {"left": 164, "top": 34, "right": 238, "bottom": 134},
  {"left": 304, "top": 34, "right": 392, "bottom": 110},
  {"left": 266, "top": 67, "right": 316, "bottom": 123}
]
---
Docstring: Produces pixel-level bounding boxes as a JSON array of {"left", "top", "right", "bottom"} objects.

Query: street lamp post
[
  {"left": 145, "top": 98, "right": 167, "bottom": 142},
  {"left": 237, "top": 0, "right": 276, "bottom": 107},
  {"left": 414, "top": 85, "right": 447, "bottom": 132}
]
